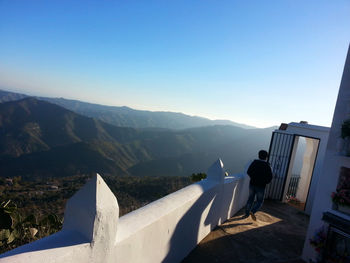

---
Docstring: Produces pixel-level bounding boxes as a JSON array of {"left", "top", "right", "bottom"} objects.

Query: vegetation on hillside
[
  {"left": 190, "top": 173, "right": 207, "bottom": 182},
  {"left": 0, "top": 200, "right": 62, "bottom": 253}
]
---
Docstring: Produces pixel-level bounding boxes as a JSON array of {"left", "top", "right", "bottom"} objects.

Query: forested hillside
[{"left": 0, "top": 98, "right": 274, "bottom": 178}]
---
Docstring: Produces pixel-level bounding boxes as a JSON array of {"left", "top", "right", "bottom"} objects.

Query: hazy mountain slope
[
  {"left": 43, "top": 97, "right": 255, "bottom": 129},
  {"left": 0, "top": 98, "right": 146, "bottom": 157},
  {"left": 0, "top": 142, "right": 127, "bottom": 177},
  {"left": 0, "top": 97, "right": 275, "bottom": 178},
  {"left": 0, "top": 98, "right": 147, "bottom": 176},
  {"left": 128, "top": 127, "right": 274, "bottom": 176},
  {"left": 0, "top": 89, "right": 255, "bottom": 129},
  {"left": 0, "top": 90, "right": 27, "bottom": 103}
]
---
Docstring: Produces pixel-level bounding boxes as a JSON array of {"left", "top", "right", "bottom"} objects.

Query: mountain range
[
  {"left": 0, "top": 89, "right": 255, "bottom": 130},
  {"left": 0, "top": 90, "right": 275, "bottom": 178}
]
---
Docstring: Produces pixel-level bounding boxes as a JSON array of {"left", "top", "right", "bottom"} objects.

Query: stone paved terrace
[{"left": 182, "top": 200, "right": 309, "bottom": 263}]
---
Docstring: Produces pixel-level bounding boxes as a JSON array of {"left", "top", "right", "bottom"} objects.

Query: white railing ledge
[
  {"left": 116, "top": 159, "right": 228, "bottom": 243},
  {"left": 0, "top": 230, "right": 90, "bottom": 262},
  {"left": 116, "top": 181, "right": 214, "bottom": 242}
]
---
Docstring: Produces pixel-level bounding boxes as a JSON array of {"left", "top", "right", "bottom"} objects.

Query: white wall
[
  {"left": 302, "top": 45, "right": 350, "bottom": 262},
  {"left": 0, "top": 159, "right": 249, "bottom": 263},
  {"left": 296, "top": 138, "right": 319, "bottom": 204}
]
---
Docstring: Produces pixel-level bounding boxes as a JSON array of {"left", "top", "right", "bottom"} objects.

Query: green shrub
[
  {"left": 0, "top": 200, "right": 62, "bottom": 253},
  {"left": 190, "top": 173, "right": 207, "bottom": 182}
]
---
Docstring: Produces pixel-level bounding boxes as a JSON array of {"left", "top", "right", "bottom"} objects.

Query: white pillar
[
  {"left": 63, "top": 174, "right": 119, "bottom": 263},
  {"left": 206, "top": 158, "right": 225, "bottom": 183},
  {"left": 0, "top": 174, "right": 119, "bottom": 263}
]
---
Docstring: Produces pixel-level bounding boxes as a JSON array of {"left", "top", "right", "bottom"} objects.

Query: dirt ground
[{"left": 182, "top": 200, "right": 309, "bottom": 263}]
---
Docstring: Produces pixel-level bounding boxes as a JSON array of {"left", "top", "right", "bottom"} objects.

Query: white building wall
[
  {"left": 302, "top": 45, "right": 350, "bottom": 262},
  {"left": 296, "top": 138, "right": 319, "bottom": 204},
  {"left": 0, "top": 159, "right": 249, "bottom": 263}
]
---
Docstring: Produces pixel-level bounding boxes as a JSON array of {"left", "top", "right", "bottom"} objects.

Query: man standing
[{"left": 243, "top": 150, "right": 272, "bottom": 221}]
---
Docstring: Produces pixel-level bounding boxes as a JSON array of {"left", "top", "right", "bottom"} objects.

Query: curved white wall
[{"left": 0, "top": 159, "right": 249, "bottom": 263}]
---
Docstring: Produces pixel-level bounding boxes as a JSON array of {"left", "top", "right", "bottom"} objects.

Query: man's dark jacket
[{"left": 247, "top": 159, "right": 273, "bottom": 187}]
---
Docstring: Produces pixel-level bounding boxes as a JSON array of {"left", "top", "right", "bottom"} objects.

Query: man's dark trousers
[{"left": 245, "top": 184, "right": 265, "bottom": 216}]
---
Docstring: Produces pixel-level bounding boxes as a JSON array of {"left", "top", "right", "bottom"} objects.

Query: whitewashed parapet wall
[{"left": 0, "top": 159, "right": 249, "bottom": 263}]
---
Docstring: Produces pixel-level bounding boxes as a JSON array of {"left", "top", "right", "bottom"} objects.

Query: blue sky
[{"left": 0, "top": 1, "right": 349, "bottom": 128}]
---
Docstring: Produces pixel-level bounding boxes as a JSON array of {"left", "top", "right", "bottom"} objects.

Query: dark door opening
[{"left": 265, "top": 132, "right": 295, "bottom": 200}]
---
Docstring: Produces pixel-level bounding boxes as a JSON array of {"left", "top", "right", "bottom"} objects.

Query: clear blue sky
[{"left": 0, "top": 0, "right": 349, "bottom": 128}]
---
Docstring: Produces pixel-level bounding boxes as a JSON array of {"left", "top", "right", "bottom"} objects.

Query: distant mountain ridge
[
  {"left": 0, "top": 97, "right": 274, "bottom": 178},
  {"left": 0, "top": 89, "right": 255, "bottom": 130},
  {"left": 0, "top": 90, "right": 27, "bottom": 103}
]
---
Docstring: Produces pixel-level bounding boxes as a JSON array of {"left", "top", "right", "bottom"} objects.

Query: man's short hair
[{"left": 259, "top": 150, "right": 268, "bottom": 160}]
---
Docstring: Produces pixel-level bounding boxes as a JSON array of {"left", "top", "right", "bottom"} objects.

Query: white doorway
[{"left": 282, "top": 136, "right": 320, "bottom": 212}]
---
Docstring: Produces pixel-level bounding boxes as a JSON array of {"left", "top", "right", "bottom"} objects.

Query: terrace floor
[{"left": 182, "top": 200, "right": 309, "bottom": 263}]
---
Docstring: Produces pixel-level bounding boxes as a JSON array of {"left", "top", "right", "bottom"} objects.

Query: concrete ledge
[{"left": 0, "top": 230, "right": 90, "bottom": 262}]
